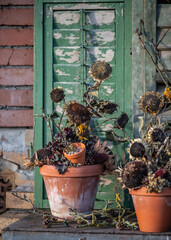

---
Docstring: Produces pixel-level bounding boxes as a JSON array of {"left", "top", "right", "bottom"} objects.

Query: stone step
[
  {"left": 0, "top": 209, "right": 32, "bottom": 238},
  {"left": 2, "top": 214, "right": 171, "bottom": 240}
]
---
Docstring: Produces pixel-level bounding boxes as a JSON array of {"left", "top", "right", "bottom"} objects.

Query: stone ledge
[
  {"left": 2, "top": 214, "right": 171, "bottom": 240},
  {"left": 0, "top": 209, "right": 31, "bottom": 235}
]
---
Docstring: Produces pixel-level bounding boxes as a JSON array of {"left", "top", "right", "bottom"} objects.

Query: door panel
[{"left": 34, "top": 1, "right": 132, "bottom": 209}]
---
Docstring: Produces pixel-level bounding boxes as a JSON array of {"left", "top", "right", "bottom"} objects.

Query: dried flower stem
[
  {"left": 84, "top": 95, "right": 130, "bottom": 141},
  {"left": 58, "top": 99, "right": 66, "bottom": 129},
  {"left": 156, "top": 136, "right": 170, "bottom": 159},
  {"left": 136, "top": 29, "right": 169, "bottom": 87}
]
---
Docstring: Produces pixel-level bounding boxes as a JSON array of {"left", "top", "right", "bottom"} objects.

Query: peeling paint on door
[
  {"left": 54, "top": 12, "right": 80, "bottom": 26},
  {"left": 55, "top": 48, "right": 80, "bottom": 64},
  {"left": 86, "top": 11, "right": 115, "bottom": 26},
  {"left": 55, "top": 69, "right": 70, "bottom": 76}
]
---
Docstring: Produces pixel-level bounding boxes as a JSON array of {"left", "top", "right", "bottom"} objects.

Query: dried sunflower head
[
  {"left": 89, "top": 61, "right": 112, "bottom": 81},
  {"left": 163, "top": 87, "right": 171, "bottom": 101},
  {"left": 50, "top": 87, "right": 65, "bottom": 103},
  {"left": 99, "top": 101, "right": 118, "bottom": 114},
  {"left": 138, "top": 91, "right": 164, "bottom": 115},
  {"left": 66, "top": 101, "right": 91, "bottom": 126},
  {"left": 147, "top": 126, "right": 166, "bottom": 144},
  {"left": 31, "top": 148, "right": 52, "bottom": 162},
  {"left": 127, "top": 139, "right": 146, "bottom": 160},
  {"left": 115, "top": 112, "right": 129, "bottom": 129},
  {"left": 122, "top": 160, "right": 148, "bottom": 189}
]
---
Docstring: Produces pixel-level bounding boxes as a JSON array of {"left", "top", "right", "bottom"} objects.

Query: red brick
[
  {"left": 0, "top": 49, "right": 33, "bottom": 66},
  {"left": 0, "top": 89, "right": 33, "bottom": 106},
  {"left": 0, "top": 110, "right": 33, "bottom": 127},
  {"left": 0, "top": 8, "right": 33, "bottom": 26},
  {"left": 0, "top": 29, "right": 33, "bottom": 46},
  {"left": 0, "top": 68, "right": 33, "bottom": 85},
  {"left": 0, "top": 0, "right": 34, "bottom": 5}
]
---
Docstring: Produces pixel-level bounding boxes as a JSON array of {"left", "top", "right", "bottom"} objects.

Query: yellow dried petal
[{"left": 164, "top": 87, "right": 171, "bottom": 101}]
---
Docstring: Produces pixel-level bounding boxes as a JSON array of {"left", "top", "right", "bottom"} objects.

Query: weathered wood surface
[
  {"left": 157, "top": 4, "right": 171, "bottom": 27},
  {"left": 157, "top": 29, "right": 171, "bottom": 50},
  {"left": 159, "top": 51, "right": 171, "bottom": 70}
]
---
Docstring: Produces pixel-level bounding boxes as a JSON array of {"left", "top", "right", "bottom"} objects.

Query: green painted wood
[
  {"left": 34, "top": 0, "right": 132, "bottom": 209},
  {"left": 38, "top": 0, "right": 124, "bottom": 3},
  {"left": 34, "top": 0, "right": 44, "bottom": 208}
]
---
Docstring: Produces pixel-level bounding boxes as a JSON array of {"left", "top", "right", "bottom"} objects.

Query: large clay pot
[
  {"left": 129, "top": 187, "right": 171, "bottom": 232},
  {"left": 63, "top": 142, "right": 86, "bottom": 165},
  {"left": 39, "top": 164, "right": 103, "bottom": 219}
]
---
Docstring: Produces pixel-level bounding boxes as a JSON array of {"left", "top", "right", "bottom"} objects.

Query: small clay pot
[
  {"left": 39, "top": 164, "right": 103, "bottom": 219},
  {"left": 130, "top": 187, "right": 171, "bottom": 232},
  {"left": 63, "top": 142, "right": 86, "bottom": 165}
]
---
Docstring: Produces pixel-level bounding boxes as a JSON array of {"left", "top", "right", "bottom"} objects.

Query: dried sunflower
[
  {"left": 31, "top": 148, "right": 52, "bottom": 162},
  {"left": 93, "top": 140, "right": 116, "bottom": 173},
  {"left": 99, "top": 101, "right": 118, "bottom": 114},
  {"left": 50, "top": 87, "right": 65, "bottom": 103},
  {"left": 147, "top": 126, "right": 166, "bottom": 144},
  {"left": 163, "top": 87, "right": 171, "bottom": 101},
  {"left": 89, "top": 61, "right": 112, "bottom": 81},
  {"left": 138, "top": 91, "right": 164, "bottom": 115},
  {"left": 66, "top": 101, "right": 91, "bottom": 126},
  {"left": 115, "top": 112, "right": 129, "bottom": 129},
  {"left": 122, "top": 160, "right": 148, "bottom": 189},
  {"left": 127, "top": 139, "right": 146, "bottom": 160}
]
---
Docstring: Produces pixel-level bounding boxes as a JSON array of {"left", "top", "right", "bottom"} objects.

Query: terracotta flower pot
[
  {"left": 39, "top": 164, "right": 103, "bottom": 219},
  {"left": 63, "top": 142, "right": 86, "bottom": 165},
  {"left": 129, "top": 187, "right": 171, "bottom": 232}
]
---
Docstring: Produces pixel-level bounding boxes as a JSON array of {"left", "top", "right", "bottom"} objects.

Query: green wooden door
[{"left": 34, "top": 0, "right": 132, "bottom": 209}]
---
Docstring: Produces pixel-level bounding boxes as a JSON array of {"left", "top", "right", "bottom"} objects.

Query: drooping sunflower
[
  {"left": 31, "top": 148, "right": 52, "bottom": 162},
  {"left": 66, "top": 101, "right": 91, "bottom": 126},
  {"left": 50, "top": 87, "right": 65, "bottom": 103},
  {"left": 147, "top": 126, "right": 166, "bottom": 144},
  {"left": 115, "top": 112, "right": 129, "bottom": 129},
  {"left": 138, "top": 91, "right": 164, "bottom": 115},
  {"left": 90, "top": 99, "right": 118, "bottom": 115},
  {"left": 89, "top": 61, "right": 112, "bottom": 81},
  {"left": 122, "top": 160, "right": 148, "bottom": 189},
  {"left": 127, "top": 139, "right": 146, "bottom": 160}
]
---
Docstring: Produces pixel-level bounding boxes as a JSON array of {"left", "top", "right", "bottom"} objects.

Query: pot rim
[
  {"left": 39, "top": 164, "right": 104, "bottom": 178},
  {"left": 129, "top": 187, "right": 171, "bottom": 196},
  {"left": 63, "top": 142, "right": 86, "bottom": 159}
]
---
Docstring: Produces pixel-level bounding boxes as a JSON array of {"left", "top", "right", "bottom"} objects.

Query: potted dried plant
[
  {"left": 26, "top": 61, "right": 128, "bottom": 220},
  {"left": 117, "top": 29, "right": 171, "bottom": 233}
]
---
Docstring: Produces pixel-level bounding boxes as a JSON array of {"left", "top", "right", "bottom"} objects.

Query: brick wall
[
  {"left": 0, "top": 0, "right": 34, "bottom": 195},
  {"left": 0, "top": 0, "right": 34, "bottom": 127}
]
